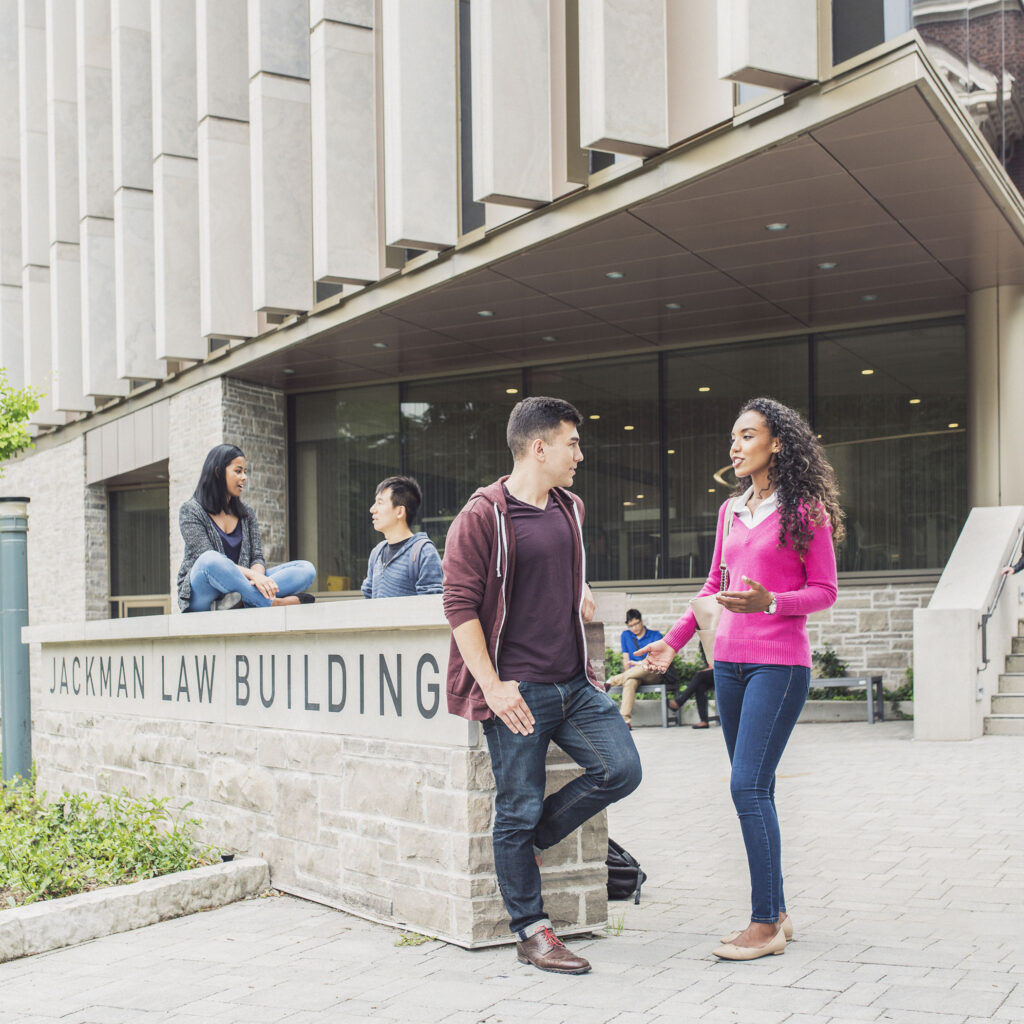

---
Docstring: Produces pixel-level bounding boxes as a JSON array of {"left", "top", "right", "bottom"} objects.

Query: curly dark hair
[{"left": 731, "top": 397, "right": 845, "bottom": 555}]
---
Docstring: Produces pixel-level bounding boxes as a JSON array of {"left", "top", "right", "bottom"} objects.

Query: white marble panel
[
  {"left": 579, "top": 0, "right": 668, "bottom": 157},
  {"left": 0, "top": 283, "right": 24, "bottom": 386},
  {"left": 19, "top": 0, "right": 50, "bottom": 268},
  {"left": 717, "top": 0, "right": 818, "bottom": 90},
  {"left": 249, "top": 72, "right": 313, "bottom": 314},
  {"left": 113, "top": 186, "right": 161, "bottom": 380},
  {"left": 0, "top": 0, "right": 23, "bottom": 287},
  {"left": 196, "top": 0, "right": 248, "bottom": 120},
  {"left": 248, "top": 0, "right": 310, "bottom": 79},
  {"left": 46, "top": 0, "right": 79, "bottom": 245},
  {"left": 76, "top": 0, "right": 114, "bottom": 219},
  {"left": 49, "top": 240, "right": 90, "bottom": 411},
  {"left": 111, "top": 0, "right": 152, "bottom": 190},
  {"left": 471, "top": 0, "right": 551, "bottom": 208},
  {"left": 310, "top": 20, "right": 378, "bottom": 284},
  {"left": 197, "top": 116, "right": 257, "bottom": 339},
  {"left": 152, "top": 0, "right": 197, "bottom": 159},
  {"left": 381, "top": 0, "right": 458, "bottom": 250},
  {"left": 80, "top": 214, "right": 127, "bottom": 397},
  {"left": 22, "top": 263, "right": 64, "bottom": 425},
  {"left": 154, "top": 153, "right": 203, "bottom": 360},
  {"left": 309, "top": 0, "right": 371, "bottom": 29}
]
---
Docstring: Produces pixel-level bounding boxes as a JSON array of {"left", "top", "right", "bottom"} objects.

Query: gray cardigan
[{"left": 177, "top": 496, "right": 265, "bottom": 611}]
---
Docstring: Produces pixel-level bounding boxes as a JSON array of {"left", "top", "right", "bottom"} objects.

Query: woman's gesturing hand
[
  {"left": 635, "top": 638, "right": 675, "bottom": 674},
  {"left": 717, "top": 575, "right": 773, "bottom": 613}
]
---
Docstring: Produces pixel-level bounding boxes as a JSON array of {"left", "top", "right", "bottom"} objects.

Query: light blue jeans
[
  {"left": 713, "top": 661, "right": 810, "bottom": 923},
  {"left": 187, "top": 550, "right": 316, "bottom": 611}
]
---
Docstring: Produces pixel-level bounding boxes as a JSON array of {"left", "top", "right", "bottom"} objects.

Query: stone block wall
[
  {"left": 30, "top": 703, "right": 606, "bottom": 947},
  {"left": 1, "top": 436, "right": 108, "bottom": 625},
  {"left": 603, "top": 580, "right": 937, "bottom": 688}
]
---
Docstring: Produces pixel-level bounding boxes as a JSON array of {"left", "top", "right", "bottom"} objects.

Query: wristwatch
[{"left": 765, "top": 593, "right": 778, "bottom": 615}]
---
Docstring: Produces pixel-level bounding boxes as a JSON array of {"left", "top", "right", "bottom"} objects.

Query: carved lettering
[
  {"left": 416, "top": 654, "right": 440, "bottom": 719},
  {"left": 379, "top": 654, "right": 401, "bottom": 717},
  {"left": 235, "top": 655, "right": 250, "bottom": 706},
  {"left": 328, "top": 654, "right": 345, "bottom": 712}
]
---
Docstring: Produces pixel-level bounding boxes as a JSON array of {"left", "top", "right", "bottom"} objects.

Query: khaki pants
[{"left": 606, "top": 665, "right": 665, "bottom": 723}]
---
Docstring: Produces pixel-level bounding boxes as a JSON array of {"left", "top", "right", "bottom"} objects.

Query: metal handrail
[{"left": 979, "top": 521, "right": 1024, "bottom": 676}]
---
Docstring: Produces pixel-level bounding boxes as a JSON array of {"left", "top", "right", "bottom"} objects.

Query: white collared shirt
[{"left": 734, "top": 486, "right": 778, "bottom": 530}]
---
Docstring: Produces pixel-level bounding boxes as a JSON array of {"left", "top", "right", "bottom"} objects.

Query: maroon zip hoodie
[{"left": 442, "top": 476, "right": 599, "bottom": 720}]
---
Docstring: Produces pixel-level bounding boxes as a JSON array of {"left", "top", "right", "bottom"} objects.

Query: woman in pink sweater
[{"left": 641, "top": 398, "right": 844, "bottom": 961}]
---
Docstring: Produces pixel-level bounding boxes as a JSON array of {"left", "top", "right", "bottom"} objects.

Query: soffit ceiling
[{"left": 233, "top": 86, "right": 1024, "bottom": 393}]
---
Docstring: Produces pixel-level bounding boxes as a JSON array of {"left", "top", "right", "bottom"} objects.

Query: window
[{"left": 108, "top": 486, "right": 170, "bottom": 617}]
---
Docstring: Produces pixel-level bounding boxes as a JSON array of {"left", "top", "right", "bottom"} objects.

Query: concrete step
[
  {"left": 984, "top": 715, "right": 1024, "bottom": 736},
  {"left": 1005, "top": 654, "right": 1024, "bottom": 672},
  {"left": 990, "top": 693, "right": 1024, "bottom": 715},
  {"left": 998, "top": 673, "right": 1024, "bottom": 693},
  {"left": 1012, "top": 636, "right": 1024, "bottom": 654}
]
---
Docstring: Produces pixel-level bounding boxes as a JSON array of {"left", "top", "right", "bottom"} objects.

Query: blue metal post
[{"left": 0, "top": 497, "right": 30, "bottom": 783}]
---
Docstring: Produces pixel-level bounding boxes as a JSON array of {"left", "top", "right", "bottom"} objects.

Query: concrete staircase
[{"left": 985, "top": 620, "right": 1024, "bottom": 735}]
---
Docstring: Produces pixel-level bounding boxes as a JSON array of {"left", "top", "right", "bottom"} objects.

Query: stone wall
[
  {"left": 601, "top": 579, "right": 937, "bottom": 688},
  {"left": 1, "top": 436, "right": 108, "bottom": 625}
]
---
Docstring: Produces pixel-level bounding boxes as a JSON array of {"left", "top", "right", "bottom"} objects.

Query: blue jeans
[
  {"left": 482, "top": 673, "right": 642, "bottom": 934},
  {"left": 713, "top": 661, "right": 809, "bottom": 924},
  {"left": 187, "top": 551, "right": 316, "bottom": 612}
]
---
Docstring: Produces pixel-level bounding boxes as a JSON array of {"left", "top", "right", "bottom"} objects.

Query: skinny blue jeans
[
  {"left": 713, "top": 661, "right": 809, "bottom": 924},
  {"left": 187, "top": 550, "right": 316, "bottom": 611},
  {"left": 481, "top": 674, "right": 642, "bottom": 934}
]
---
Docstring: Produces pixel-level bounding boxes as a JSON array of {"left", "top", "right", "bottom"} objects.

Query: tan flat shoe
[
  {"left": 713, "top": 925, "right": 786, "bottom": 961},
  {"left": 721, "top": 916, "right": 793, "bottom": 945}
]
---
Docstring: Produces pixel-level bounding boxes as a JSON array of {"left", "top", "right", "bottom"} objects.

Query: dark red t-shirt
[{"left": 497, "top": 487, "right": 583, "bottom": 683}]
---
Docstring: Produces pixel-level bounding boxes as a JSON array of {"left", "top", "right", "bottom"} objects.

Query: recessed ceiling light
[
  {"left": 862, "top": 294, "right": 877, "bottom": 302},
  {"left": 636, "top": 494, "right": 644, "bottom": 500},
  {"left": 622, "top": 501, "right": 635, "bottom": 507},
  {"left": 861, "top": 369, "right": 874, "bottom": 376},
  {"left": 698, "top": 386, "right": 711, "bottom": 393},
  {"left": 282, "top": 368, "right": 295, "bottom": 375},
  {"left": 665, "top": 302, "right": 682, "bottom": 310},
  {"left": 541, "top": 335, "right": 557, "bottom": 342},
  {"left": 605, "top": 271, "right": 625, "bottom": 279},
  {"left": 505, "top": 387, "right": 518, "bottom": 394},
  {"left": 477, "top": 309, "right": 494, "bottom": 317},
  {"left": 666, "top": 449, "right": 676, "bottom": 455},
  {"left": 909, "top": 398, "right": 921, "bottom": 405},
  {"left": 818, "top": 261, "right": 837, "bottom": 270},
  {"left": 948, "top": 422, "right": 960, "bottom": 429},
  {"left": 707, "top": 488, "right": 715, "bottom": 493},
  {"left": 623, "top": 425, "right": 635, "bottom": 431},
  {"left": 765, "top": 222, "right": 788, "bottom": 232},
  {"left": 372, "top": 342, "right": 388, "bottom": 349},
  {"left": 589, "top": 414, "right": 600, "bottom": 420}
]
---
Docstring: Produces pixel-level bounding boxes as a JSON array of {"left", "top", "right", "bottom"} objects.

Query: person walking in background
[
  {"left": 178, "top": 444, "right": 316, "bottom": 612},
  {"left": 640, "top": 397, "right": 843, "bottom": 961},
  {"left": 1000, "top": 550, "right": 1024, "bottom": 576},
  {"left": 361, "top": 476, "right": 443, "bottom": 598},
  {"left": 605, "top": 609, "right": 674, "bottom": 728},
  {"left": 442, "top": 397, "right": 641, "bottom": 976},
  {"left": 669, "top": 666, "right": 716, "bottom": 729}
]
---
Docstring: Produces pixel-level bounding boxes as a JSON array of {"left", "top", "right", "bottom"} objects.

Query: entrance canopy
[{"left": 230, "top": 40, "right": 1024, "bottom": 393}]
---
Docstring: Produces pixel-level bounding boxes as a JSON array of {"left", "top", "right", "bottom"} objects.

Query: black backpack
[{"left": 606, "top": 838, "right": 647, "bottom": 904}]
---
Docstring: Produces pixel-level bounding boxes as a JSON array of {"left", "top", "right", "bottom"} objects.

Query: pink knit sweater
[{"left": 664, "top": 500, "right": 838, "bottom": 668}]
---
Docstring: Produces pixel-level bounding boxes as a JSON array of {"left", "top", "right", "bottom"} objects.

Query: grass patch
[
  {"left": 605, "top": 912, "right": 625, "bottom": 936},
  {"left": 1, "top": 760, "right": 218, "bottom": 909},
  {"left": 394, "top": 931, "right": 434, "bottom": 946}
]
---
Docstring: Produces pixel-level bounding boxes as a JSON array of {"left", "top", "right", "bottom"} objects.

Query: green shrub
[
  {"left": 811, "top": 642, "right": 847, "bottom": 679},
  {"left": 0, "top": 759, "right": 218, "bottom": 908}
]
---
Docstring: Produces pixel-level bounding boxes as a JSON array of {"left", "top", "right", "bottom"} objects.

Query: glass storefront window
[
  {"left": 814, "top": 319, "right": 967, "bottom": 572},
  {"left": 833, "top": 0, "right": 912, "bottom": 65},
  {"left": 293, "top": 385, "right": 399, "bottom": 592},
  {"left": 529, "top": 356, "right": 661, "bottom": 582},
  {"left": 664, "top": 339, "right": 810, "bottom": 580},
  {"left": 108, "top": 486, "right": 170, "bottom": 616},
  {"left": 401, "top": 372, "right": 524, "bottom": 554}
]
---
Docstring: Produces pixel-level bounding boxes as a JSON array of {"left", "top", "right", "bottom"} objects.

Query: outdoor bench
[{"left": 810, "top": 675, "right": 885, "bottom": 723}]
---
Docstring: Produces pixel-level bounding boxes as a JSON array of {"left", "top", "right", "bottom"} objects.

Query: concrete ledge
[{"left": 0, "top": 857, "right": 269, "bottom": 963}]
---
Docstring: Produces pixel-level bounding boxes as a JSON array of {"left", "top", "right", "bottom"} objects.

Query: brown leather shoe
[{"left": 516, "top": 926, "right": 591, "bottom": 975}]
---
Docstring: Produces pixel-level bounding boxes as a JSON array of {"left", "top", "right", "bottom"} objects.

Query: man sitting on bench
[{"left": 606, "top": 609, "right": 677, "bottom": 728}]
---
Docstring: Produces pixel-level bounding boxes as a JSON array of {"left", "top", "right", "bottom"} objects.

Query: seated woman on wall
[{"left": 177, "top": 444, "right": 316, "bottom": 612}]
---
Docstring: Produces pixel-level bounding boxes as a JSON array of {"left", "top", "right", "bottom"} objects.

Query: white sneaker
[{"left": 212, "top": 591, "right": 242, "bottom": 611}]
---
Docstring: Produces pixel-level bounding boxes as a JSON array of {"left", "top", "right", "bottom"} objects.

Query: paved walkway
[{"left": 1, "top": 720, "right": 1023, "bottom": 1024}]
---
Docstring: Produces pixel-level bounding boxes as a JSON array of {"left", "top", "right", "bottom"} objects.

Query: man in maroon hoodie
[{"left": 443, "top": 396, "right": 642, "bottom": 975}]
